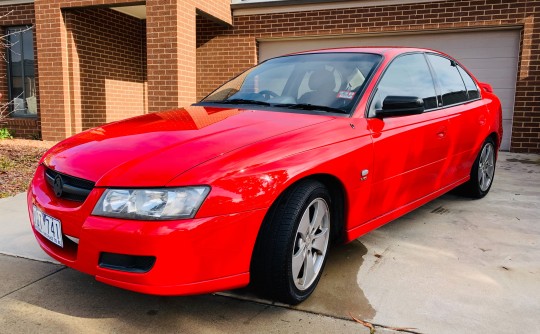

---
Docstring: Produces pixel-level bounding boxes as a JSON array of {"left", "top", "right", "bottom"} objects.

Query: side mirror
[{"left": 376, "top": 96, "right": 425, "bottom": 118}]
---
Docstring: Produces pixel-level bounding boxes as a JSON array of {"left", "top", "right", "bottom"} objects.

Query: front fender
[{"left": 168, "top": 118, "right": 374, "bottom": 232}]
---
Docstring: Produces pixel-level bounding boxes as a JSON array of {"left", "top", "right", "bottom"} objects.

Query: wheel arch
[
  {"left": 304, "top": 174, "right": 348, "bottom": 244},
  {"left": 249, "top": 173, "right": 348, "bottom": 301},
  {"left": 487, "top": 131, "right": 499, "bottom": 158},
  {"left": 260, "top": 173, "right": 348, "bottom": 245}
]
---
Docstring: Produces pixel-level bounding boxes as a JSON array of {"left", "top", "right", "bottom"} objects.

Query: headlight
[{"left": 92, "top": 187, "right": 210, "bottom": 220}]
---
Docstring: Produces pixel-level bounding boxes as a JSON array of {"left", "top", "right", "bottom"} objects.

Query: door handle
[{"left": 437, "top": 126, "right": 447, "bottom": 139}]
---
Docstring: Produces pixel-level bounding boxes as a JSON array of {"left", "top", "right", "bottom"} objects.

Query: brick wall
[
  {"left": 64, "top": 7, "right": 146, "bottom": 132},
  {"left": 35, "top": 0, "right": 231, "bottom": 141},
  {"left": 196, "top": 0, "right": 540, "bottom": 153},
  {"left": 0, "top": 3, "right": 40, "bottom": 138},
  {"left": 146, "top": 0, "right": 231, "bottom": 114}
]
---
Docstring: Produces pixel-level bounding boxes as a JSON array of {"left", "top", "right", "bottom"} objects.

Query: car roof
[{"left": 289, "top": 46, "right": 445, "bottom": 58}]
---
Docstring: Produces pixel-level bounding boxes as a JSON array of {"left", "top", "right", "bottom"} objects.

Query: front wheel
[
  {"left": 459, "top": 137, "right": 497, "bottom": 198},
  {"left": 251, "top": 180, "right": 332, "bottom": 304}
]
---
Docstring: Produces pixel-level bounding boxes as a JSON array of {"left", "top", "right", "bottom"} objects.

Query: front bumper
[{"left": 27, "top": 164, "right": 267, "bottom": 295}]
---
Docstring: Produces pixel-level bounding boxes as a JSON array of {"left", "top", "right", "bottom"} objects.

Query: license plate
[{"left": 33, "top": 205, "right": 63, "bottom": 248}]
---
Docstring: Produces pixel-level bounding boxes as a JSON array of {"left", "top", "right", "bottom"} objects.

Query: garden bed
[{"left": 0, "top": 139, "right": 56, "bottom": 198}]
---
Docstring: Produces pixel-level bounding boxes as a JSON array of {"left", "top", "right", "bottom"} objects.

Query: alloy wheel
[
  {"left": 478, "top": 142, "right": 495, "bottom": 192},
  {"left": 291, "top": 198, "right": 330, "bottom": 291}
]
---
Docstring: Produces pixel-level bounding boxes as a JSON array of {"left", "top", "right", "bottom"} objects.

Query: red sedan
[{"left": 28, "top": 47, "right": 502, "bottom": 304}]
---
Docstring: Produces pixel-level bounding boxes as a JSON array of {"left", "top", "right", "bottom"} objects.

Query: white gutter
[
  {"left": 0, "top": 0, "right": 34, "bottom": 6},
  {"left": 232, "top": 0, "right": 447, "bottom": 16}
]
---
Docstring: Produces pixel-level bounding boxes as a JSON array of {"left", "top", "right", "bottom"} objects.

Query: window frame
[
  {"left": 6, "top": 25, "right": 37, "bottom": 119},
  {"left": 424, "top": 52, "right": 482, "bottom": 107},
  {"left": 366, "top": 51, "right": 484, "bottom": 118},
  {"left": 456, "top": 64, "right": 482, "bottom": 102},
  {"left": 365, "top": 51, "right": 441, "bottom": 118}
]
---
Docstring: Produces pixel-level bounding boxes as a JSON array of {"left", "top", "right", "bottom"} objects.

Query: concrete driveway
[{"left": 0, "top": 152, "right": 539, "bottom": 334}]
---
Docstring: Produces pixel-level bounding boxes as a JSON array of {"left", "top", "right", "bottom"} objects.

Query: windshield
[{"left": 199, "top": 53, "right": 382, "bottom": 115}]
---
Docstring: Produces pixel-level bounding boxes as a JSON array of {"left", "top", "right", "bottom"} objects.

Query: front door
[{"left": 365, "top": 53, "right": 452, "bottom": 220}]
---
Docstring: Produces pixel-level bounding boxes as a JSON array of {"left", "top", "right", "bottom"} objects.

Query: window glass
[
  {"left": 201, "top": 63, "right": 295, "bottom": 102},
  {"left": 254, "top": 63, "right": 295, "bottom": 96},
  {"left": 427, "top": 54, "right": 468, "bottom": 106},
  {"left": 202, "top": 53, "right": 382, "bottom": 115},
  {"left": 7, "top": 26, "right": 36, "bottom": 117},
  {"left": 457, "top": 65, "right": 480, "bottom": 100},
  {"left": 369, "top": 53, "right": 437, "bottom": 117},
  {"left": 297, "top": 65, "right": 342, "bottom": 100}
]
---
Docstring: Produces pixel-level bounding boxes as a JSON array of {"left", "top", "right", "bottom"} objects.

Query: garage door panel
[
  {"left": 479, "top": 75, "right": 519, "bottom": 90},
  {"left": 502, "top": 119, "right": 513, "bottom": 149},
  {"left": 259, "top": 29, "right": 520, "bottom": 150},
  {"left": 470, "top": 66, "right": 518, "bottom": 83},
  {"left": 466, "top": 71, "right": 517, "bottom": 88},
  {"left": 370, "top": 32, "right": 517, "bottom": 48},
  {"left": 493, "top": 89, "right": 516, "bottom": 120},
  {"left": 436, "top": 47, "right": 518, "bottom": 59},
  {"left": 460, "top": 58, "right": 517, "bottom": 71}
]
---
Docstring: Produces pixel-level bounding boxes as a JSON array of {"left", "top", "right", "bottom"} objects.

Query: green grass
[{"left": 0, "top": 128, "right": 13, "bottom": 140}]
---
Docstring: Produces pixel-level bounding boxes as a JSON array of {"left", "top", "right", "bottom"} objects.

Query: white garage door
[{"left": 259, "top": 29, "right": 520, "bottom": 150}]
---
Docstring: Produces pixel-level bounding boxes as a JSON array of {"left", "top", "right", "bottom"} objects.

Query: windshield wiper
[
  {"left": 213, "top": 99, "right": 272, "bottom": 106},
  {"left": 274, "top": 103, "right": 348, "bottom": 114}
]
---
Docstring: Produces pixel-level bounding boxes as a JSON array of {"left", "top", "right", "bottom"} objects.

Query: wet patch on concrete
[
  {"left": 218, "top": 240, "right": 376, "bottom": 322},
  {"left": 368, "top": 246, "right": 392, "bottom": 273},
  {"left": 506, "top": 158, "right": 540, "bottom": 165},
  {"left": 295, "top": 240, "right": 376, "bottom": 320}
]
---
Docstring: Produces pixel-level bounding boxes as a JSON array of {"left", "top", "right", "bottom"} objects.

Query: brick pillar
[
  {"left": 146, "top": 0, "right": 184, "bottom": 112},
  {"left": 147, "top": 0, "right": 231, "bottom": 112},
  {"left": 34, "top": 1, "right": 72, "bottom": 141}
]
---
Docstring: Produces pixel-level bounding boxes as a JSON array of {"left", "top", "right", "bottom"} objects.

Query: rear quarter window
[{"left": 457, "top": 65, "right": 480, "bottom": 100}]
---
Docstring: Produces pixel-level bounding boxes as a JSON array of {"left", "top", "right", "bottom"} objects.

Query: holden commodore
[{"left": 28, "top": 47, "right": 502, "bottom": 304}]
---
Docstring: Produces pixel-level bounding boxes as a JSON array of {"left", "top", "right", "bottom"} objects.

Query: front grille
[{"left": 44, "top": 167, "right": 95, "bottom": 202}]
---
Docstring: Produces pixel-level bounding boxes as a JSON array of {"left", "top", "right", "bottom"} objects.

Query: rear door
[
  {"left": 425, "top": 54, "right": 490, "bottom": 182},
  {"left": 366, "top": 53, "right": 452, "bottom": 220}
]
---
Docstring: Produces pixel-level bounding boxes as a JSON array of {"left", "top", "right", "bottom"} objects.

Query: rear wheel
[
  {"left": 251, "top": 180, "right": 332, "bottom": 304},
  {"left": 459, "top": 137, "right": 496, "bottom": 198}
]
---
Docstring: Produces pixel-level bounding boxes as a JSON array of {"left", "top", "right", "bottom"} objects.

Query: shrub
[{"left": 0, "top": 128, "right": 13, "bottom": 140}]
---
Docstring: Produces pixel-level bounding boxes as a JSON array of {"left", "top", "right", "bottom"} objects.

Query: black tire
[
  {"left": 250, "top": 180, "right": 332, "bottom": 304},
  {"left": 458, "top": 137, "right": 497, "bottom": 198}
]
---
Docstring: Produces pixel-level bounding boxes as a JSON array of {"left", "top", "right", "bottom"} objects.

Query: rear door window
[{"left": 426, "top": 54, "right": 468, "bottom": 106}]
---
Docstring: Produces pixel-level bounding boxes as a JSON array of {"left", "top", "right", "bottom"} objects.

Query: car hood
[{"left": 43, "top": 106, "right": 333, "bottom": 187}]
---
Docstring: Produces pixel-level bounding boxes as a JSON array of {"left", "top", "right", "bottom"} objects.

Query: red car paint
[{"left": 28, "top": 47, "right": 502, "bottom": 295}]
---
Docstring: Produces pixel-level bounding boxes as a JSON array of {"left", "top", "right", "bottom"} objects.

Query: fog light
[{"left": 98, "top": 252, "right": 156, "bottom": 273}]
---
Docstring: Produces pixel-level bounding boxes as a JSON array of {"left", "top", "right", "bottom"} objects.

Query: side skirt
[{"left": 344, "top": 176, "right": 470, "bottom": 242}]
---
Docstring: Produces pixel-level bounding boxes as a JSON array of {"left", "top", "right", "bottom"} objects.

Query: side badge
[{"left": 361, "top": 169, "right": 369, "bottom": 181}]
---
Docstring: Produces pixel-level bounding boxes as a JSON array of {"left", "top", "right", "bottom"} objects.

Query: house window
[{"left": 6, "top": 26, "right": 37, "bottom": 117}]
